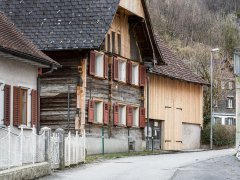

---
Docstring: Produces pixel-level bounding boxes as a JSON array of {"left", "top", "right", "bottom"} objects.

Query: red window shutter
[
  {"left": 139, "top": 65, "right": 146, "bottom": 87},
  {"left": 113, "top": 103, "right": 119, "bottom": 126},
  {"left": 89, "top": 51, "right": 96, "bottom": 75},
  {"left": 113, "top": 57, "right": 119, "bottom": 81},
  {"left": 13, "top": 86, "right": 21, "bottom": 127},
  {"left": 4, "top": 85, "right": 11, "bottom": 126},
  {"left": 88, "top": 100, "right": 95, "bottom": 123},
  {"left": 104, "top": 55, "right": 109, "bottom": 79},
  {"left": 103, "top": 103, "right": 109, "bottom": 125},
  {"left": 31, "top": 90, "right": 38, "bottom": 127},
  {"left": 127, "top": 61, "right": 132, "bottom": 84},
  {"left": 126, "top": 105, "right": 133, "bottom": 127},
  {"left": 139, "top": 108, "right": 146, "bottom": 128}
]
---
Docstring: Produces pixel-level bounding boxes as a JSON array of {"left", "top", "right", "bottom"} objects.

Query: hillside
[{"left": 147, "top": 0, "right": 240, "bottom": 124}]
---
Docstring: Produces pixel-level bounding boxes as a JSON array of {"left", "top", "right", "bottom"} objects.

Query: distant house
[
  {"left": 213, "top": 62, "right": 236, "bottom": 126},
  {"left": 0, "top": 0, "right": 205, "bottom": 152},
  {"left": 0, "top": 12, "right": 59, "bottom": 132}
]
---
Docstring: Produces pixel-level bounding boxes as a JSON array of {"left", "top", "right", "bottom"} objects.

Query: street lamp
[{"left": 210, "top": 48, "right": 220, "bottom": 150}]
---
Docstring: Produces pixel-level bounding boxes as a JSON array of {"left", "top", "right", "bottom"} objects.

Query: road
[{"left": 41, "top": 149, "right": 239, "bottom": 180}]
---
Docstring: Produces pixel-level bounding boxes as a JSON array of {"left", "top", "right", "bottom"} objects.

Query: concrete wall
[
  {"left": 86, "top": 137, "right": 145, "bottom": 155},
  {"left": 0, "top": 56, "right": 38, "bottom": 130},
  {"left": 182, "top": 123, "right": 201, "bottom": 150},
  {"left": 85, "top": 126, "right": 145, "bottom": 155},
  {"left": 0, "top": 162, "right": 51, "bottom": 180}
]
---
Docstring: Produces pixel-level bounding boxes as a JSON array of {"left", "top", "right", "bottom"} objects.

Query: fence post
[
  {"left": 55, "top": 128, "right": 65, "bottom": 170},
  {"left": 8, "top": 126, "right": 11, "bottom": 169},
  {"left": 75, "top": 131, "right": 78, "bottom": 164},
  {"left": 83, "top": 129, "right": 86, "bottom": 162},
  {"left": 32, "top": 126, "right": 37, "bottom": 164},
  {"left": 68, "top": 131, "right": 71, "bottom": 166},
  {"left": 20, "top": 127, "right": 23, "bottom": 166},
  {"left": 40, "top": 127, "right": 51, "bottom": 162}
]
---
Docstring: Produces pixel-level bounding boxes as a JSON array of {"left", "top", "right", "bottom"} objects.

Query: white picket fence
[
  {"left": 50, "top": 129, "right": 86, "bottom": 169},
  {"left": 0, "top": 126, "right": 45, "bottom": 170},
  {"left": 0, "top": 127, "right": 85, "bottom": 170}
]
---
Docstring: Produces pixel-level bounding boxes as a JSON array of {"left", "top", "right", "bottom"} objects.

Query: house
[
  {"left": 213, "top": 62, "right": 236, "bottom": 126},
  {"left": 0, "top": 0, "right": 205, "bottom": 152},
  {"left": 0, "top": 12, "right": 59, "bottom": 134},
  {"left": 146, "top": 37, "right": 206, "bottom": 150}
]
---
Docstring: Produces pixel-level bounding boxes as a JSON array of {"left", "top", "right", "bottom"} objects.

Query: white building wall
[{"left": 0, "top": 56, "right": 38, "bottom": 129}]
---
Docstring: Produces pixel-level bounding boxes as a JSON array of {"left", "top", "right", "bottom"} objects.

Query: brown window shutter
[
  {"left": 139, "top": 65, "right": 146, "bottom": 87},
  {"left": 88, "top": 100, "right": 95, "bottom": 123},
  {"left": 103, "top": 102, "right": 109, "bottom": 125},
  {"left": 104, "top": 55, "right": 109, "bottom": 79},
  {"left": 13, "top": 86, "right": 21, "bottom": 127},
  {"left": 89, "top": 51, "right": 96, "bottom": 75},
  {"left": 4, "top": 85, "right": 11, "bottom": 126},
  {"left": 113, "top": 103, "right": 119, "bottom": 126},
  {"left": 126, "top": 105, "right": 133, "bottom": 127},
  {"left": 127, "top": 61, "right": 132, "bottom": 84},
  {"left": 139, "top": 108, "right": 146, "bottom": 128},
  {"left": 31, "top": 90, "right": 38, "bottom": 127},
  {"left": 113, "top": 57, "right": 119, "bottom": 81}
]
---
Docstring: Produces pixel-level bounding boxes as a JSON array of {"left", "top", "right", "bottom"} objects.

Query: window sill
[
  {"left": 18, "top": 125, "right": 32, "bottom": 130},
  {"left": 93, "top": 75, "right": 106, "bottom": 80},
  {"left": 0, "top": 124, "right": 6, "bottom": 128}
]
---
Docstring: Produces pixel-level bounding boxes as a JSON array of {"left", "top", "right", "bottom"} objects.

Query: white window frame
[
  {"left": 95, "top": 51, "right": 104, "bottom": 78},
  {"left": 221, "top": 82, "right": 225, "bottom": 89},
  {"left": 132, "top": 106, "right": 139, "bottom": 127},
  {"left": 118, "top": 59, "right": 127, "bottom": 82},
  {"left": 94, "top": 100, "right": 103, "bottom": 124},
  {"left": 132, "top": 63, "right": 139, "bottom": 86},
  {"left": 118, "top": 104, "right": 126, "bottom": 126},
  {"left": 227, "top": 97, "right": 233, "bottom": 109}
]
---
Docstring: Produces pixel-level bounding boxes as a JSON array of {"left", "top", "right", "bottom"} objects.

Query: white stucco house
[{"left": 0, "top": 12, "right": 60, "bottom": 133}]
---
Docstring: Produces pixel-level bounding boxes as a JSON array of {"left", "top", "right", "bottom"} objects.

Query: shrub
[{"left": 201, "top": 123, "right": 236, "bottom": 147}]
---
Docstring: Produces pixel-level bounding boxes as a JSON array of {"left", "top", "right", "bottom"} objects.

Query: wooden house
[
  {"left": 0, "top": 12, "right": 59, "bottom": 134},
  {"left": 146, "top": 37, "right": 206, "bottom": 150},
  {"left": 0, "top": 0, "right": 205, "bottom": 152}
]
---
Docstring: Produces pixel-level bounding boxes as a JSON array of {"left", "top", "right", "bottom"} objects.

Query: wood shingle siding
[{"left": 40, "top": 58, "right": 79, "bottom": 131}]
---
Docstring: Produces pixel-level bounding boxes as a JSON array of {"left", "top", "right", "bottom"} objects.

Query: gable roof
[
  {"left": 0, "top": 11, "right": 60, "bottom": 67},
  {"left": 0, "top": 0, "right": 120, "bottom": 51},
  {"left": 150, "top": 36, "right": 207, "bottom": 85}
]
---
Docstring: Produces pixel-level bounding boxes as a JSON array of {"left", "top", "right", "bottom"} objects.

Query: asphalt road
[{"left": 41, "top": 149, "right": 238, "bottom": 180}]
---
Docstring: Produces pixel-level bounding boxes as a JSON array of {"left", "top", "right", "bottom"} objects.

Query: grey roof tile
[{"left": 0, "top": 0, "right": 120, "bottom": 50}]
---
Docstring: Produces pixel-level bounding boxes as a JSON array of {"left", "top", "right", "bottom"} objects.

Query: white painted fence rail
[{"left": 0, "top": 126, "right": 45, "bottom": 170}]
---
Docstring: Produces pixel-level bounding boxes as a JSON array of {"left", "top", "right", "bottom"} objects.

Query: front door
[{"left": 150, "top": 120, "right": 162, "bottom": 150}]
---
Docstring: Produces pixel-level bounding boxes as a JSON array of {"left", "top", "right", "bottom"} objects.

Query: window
[
  {"left": 119, "top": 60, "right": 126, "bottom": 82},
  {"left": 132, "top": 107, "right": 139, "bottom": 127},
  {"left": 20, "top": 89, "right": 28, "bottom": 125},
  {"left": 228, "top": 81, "right": 234, "bottom": 90},
  {"left": 227, "top": 97, "right": 234, "bottom": 109},
  {"left": 225, "top": 118, "right": 236, "bottom": 126},
  {"left": 221, "top": 82, "right": 225, "bottom": 89},
  {"left": 95, "top": 53, "right": 104, "bottom": 77},
  {"left": 94, "top": 101, "right": 103, "bottom": 123},
  {"left": 119, "top": 105, "right": 126, "bottom": 126},
  {"left": 132, "top": 64, "right": 139, "bottom": 86},
  {"left": 214, "top": 117, "right": 222, "bottom": 125}
]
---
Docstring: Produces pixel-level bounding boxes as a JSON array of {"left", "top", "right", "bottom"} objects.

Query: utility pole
[{"left": 234, "top": 50, "right": 240, "bottom": 150}]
